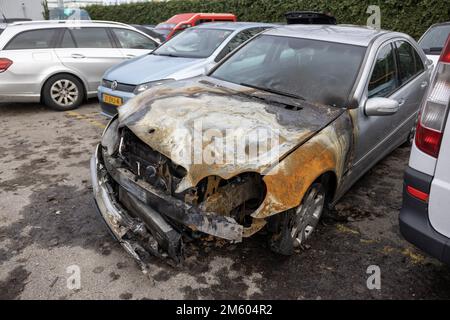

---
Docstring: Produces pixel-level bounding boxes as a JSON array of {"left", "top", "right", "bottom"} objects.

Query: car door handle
[
  {"left": 420, "top": 81, "right": 428, "bottom": 89},
  {"left": 125, "top": 54, "right": 135, "bottom": 59},
  {"left": 71, "top": 53, "right": 86, "bottom": 59},
  {"left": 397, "top": 98, "right": 406, "bottom": 107}
]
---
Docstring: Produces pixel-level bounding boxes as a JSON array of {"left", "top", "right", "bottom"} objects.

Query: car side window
[
  {"left": 70, "top": 27, "right": 113, "bottom": 48},
  {"left": 215, "top": 28, "right": 267, "bottom": 62},
  {"left": 4, "top": 29, "right": 58, "bottom": 50},
  {"left": 368, "top": 43, "right": 398, "bottom": 98},
  {"left": 395, "top": 41, "right": 424, "bottom": 84},
  {"left": 60, "top": 29, "right": 76, "bottom": 48},
  {"left": 112, "top": 28, "right": 157, "bottom": 50}
]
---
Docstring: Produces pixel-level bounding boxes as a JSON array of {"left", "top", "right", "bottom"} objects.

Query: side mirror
[
  {"left": 425, "top": 58, "right": 434, "bottom": 69},
  {"left": 364, "top": 97, "right": 399, "bottom": 116}
]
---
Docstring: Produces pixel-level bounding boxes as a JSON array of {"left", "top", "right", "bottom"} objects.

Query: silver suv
[{"left": 0, "top": 20, "right": 161, "bottom": 110}]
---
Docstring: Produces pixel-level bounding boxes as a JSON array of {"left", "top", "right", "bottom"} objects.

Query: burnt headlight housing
[{"left": 101, "top": 115, "right": 120, "bottom": 156}]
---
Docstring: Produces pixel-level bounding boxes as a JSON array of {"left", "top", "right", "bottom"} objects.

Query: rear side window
[
  {"left": 70, "top": 27, "right": 113, "bottom": 48},
  {"left": 395, "top": 41, "right": 424, "bottom": 84},
  {"left": 112, "top": 28, "right": 157, "bottom": 50},
  {"left": 4, "top": 29, "right": 58, "bottom": 50},
  {"left": 368, "top": 44, "right": 398, "bottom": 98}
]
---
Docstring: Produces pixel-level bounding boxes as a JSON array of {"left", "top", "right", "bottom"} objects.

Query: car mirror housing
[{"left": 364, "top": 97, "right": 400, "bottom": 116}]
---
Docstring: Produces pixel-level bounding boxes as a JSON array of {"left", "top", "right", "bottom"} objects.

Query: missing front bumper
[{"left": 90, "top": 145, "right": 243, "bottom": 265}]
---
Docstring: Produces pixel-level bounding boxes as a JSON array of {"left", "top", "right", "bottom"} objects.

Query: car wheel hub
[
  {"left": 290, "top": 186, "right": 325, "bottom": 248},
  {"left": 51, "top": 79, "right": 78, "bottom": 106}
]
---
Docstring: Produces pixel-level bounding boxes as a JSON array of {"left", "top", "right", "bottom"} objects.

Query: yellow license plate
[{"left": 103, "top": 94, "right": 122, "bottom": 107}]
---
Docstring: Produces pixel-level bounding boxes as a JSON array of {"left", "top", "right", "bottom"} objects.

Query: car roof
[
  {"left": 3, "top": 20, "right": 137, "bottom": 31},
  {"left": 195, "top": 22, "right": 276, "bottom": 31},
  {"left": 264, "top": 24, "right": 393, "bottom": 46}
]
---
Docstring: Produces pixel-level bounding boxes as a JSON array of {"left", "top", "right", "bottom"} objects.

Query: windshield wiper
[
  {"left": 240, "top": 83, "right": 305, "bottom": 100},
  {"left": 152, "top": 52, "right": 181, "bottom": 57}
]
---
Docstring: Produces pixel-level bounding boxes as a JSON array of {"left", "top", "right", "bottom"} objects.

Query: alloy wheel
[{"left": 50, "top": 79, "right": 79, "bottom": 107}]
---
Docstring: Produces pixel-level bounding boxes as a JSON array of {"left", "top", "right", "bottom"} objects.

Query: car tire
[
  {"left": 268, "top": 182, "right": 327, "bottom": 256},
  {"left": 42, "top": 74, "right": 84, "bottom": 111}
]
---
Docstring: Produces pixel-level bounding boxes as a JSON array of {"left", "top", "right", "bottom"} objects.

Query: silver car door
[
  {"left": 111, "top": 28, "right": 158, "bottom": 59},
  {"left": 54, "top": 27, "right": 124, "bottom": 93},
  {"left": 393, "top": 40, "right": 430, "bottom": 136},
  {"left": 353, "top": 40, "right": 429, "bottom": 168},
  {"left": 352, "top": 41, "right": 400, "bottom": 167}
]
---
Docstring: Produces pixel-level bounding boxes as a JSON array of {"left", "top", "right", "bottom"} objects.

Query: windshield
[
  {"left": 420, "top": 24, "right": 450, "bottom": 55},
  {"left": 152, "top": 28, "right": 232, "bottom": 59},
  {"left": 211, "top": 35, "right": 366, "bottom": 108}
]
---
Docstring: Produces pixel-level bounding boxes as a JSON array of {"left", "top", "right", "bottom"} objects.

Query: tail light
[
  {"left": 415, "top": 35, "right": 450, "bottom": 158},
  {"left": 0, "top": 58, "right": 12, "bottom": 73}
]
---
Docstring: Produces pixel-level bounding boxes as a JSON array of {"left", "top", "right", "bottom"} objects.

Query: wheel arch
[
  {"left": 40, "top": 71, "right": 88, "bottom": 102},
  {"left": 317, "top": 170, "right": 338, "bottom": 205}
]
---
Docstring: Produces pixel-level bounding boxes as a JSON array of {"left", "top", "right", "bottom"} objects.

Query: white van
[{"left": 400, "top": 35, "right": 450, "bottom": 264}]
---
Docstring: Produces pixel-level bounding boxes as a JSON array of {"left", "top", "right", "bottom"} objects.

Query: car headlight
[
  {"left": 133, "top": 79, "right": 174, "bottom": 94},
  {"left": 101, "top": 115, "right": 120, "bottom": 156}
]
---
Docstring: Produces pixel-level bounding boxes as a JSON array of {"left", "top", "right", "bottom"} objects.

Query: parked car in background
[
  {"left": 131, "top": 24, "right": 166, "bottom": 43},
  {"left": 154, "top": 13, "right": 237, "bottom": 40},
  {"left": 285, "top": 11, "right": 337, "bottom": 25},
  {"left": 400, "top": 35, "right": 450, "bottom": 265},
  {"left": 0, "top": 20, "right": 161, "bottom": 110},
  {"left": 92, "top": 25, "right": 431, "bottom": 264},
  {"left": 419, "top": 22, "right": 450, "bottom": 66},
  {"left": 98, "top": 22, "right": 273, "bottom": 117},
  {"left": 49, "top": 8, "right": 91, "bottom": 21}
]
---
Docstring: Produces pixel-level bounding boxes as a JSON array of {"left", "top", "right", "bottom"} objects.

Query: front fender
[{"left": 252, "top": 114, "right": 352, "bottom": 219}]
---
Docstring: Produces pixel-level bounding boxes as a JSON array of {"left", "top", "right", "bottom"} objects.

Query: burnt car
[{"left": 91, "top": 25, "right": 432, "bottom": 266}]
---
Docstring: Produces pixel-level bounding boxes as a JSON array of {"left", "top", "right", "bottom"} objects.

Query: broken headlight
[
  {"left": 101, "top": 115, "right": 120, "bottom": 156},
  {"left": 133, "top": 79, "right": 174, "bottom": 94}
]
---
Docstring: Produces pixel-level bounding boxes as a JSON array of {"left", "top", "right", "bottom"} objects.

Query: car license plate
[{"left": 103, "top": 94, "right": 122, "bottom": 107}]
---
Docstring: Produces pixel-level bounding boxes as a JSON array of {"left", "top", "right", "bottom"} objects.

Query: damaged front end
[
  {"left": 91, "top": 117, "right": 267, "bottom": 267},
  {"left": 91, "top": 78, "right": 350, "bottom": 267}
]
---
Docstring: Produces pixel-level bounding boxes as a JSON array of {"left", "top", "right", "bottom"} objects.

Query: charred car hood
[{"left": 118, "top": 77, "right": 344, "bottom": 191}]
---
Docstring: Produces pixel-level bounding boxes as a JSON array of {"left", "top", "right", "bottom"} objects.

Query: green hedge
[{"left": 85, "top": 0, "right": 449, "bottom": 39}]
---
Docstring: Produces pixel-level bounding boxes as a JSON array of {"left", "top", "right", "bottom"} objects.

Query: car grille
[
  {"left": 119, "top": 127, "right": 187, "bottom": 195},
  {"left": 102, "top": 79, "right": 136, "bottom": 93}
]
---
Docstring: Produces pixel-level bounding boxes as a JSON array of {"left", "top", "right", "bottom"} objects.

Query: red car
[{"left": 155, "top": 13, "right": 237, "bottom": 40}]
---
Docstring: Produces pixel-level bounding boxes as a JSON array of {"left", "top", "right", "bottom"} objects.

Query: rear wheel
[
  {"left": 268, "top": 182, "right": 327, "bottom": 255},
  {"left": 42, "top": 74, "right": 84, "bottom": 111}
]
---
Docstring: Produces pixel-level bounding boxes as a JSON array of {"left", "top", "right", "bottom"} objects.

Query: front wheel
[
  {"left": 42, "top": 74, "right": 84, "bottom": 111},
  {"left": 268, "top": 182, "right": 327, "bottom": 255}
]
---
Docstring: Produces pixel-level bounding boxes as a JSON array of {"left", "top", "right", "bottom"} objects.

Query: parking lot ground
[{"left": 0, "top": 101, "right": 450, "bottom": 300}]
